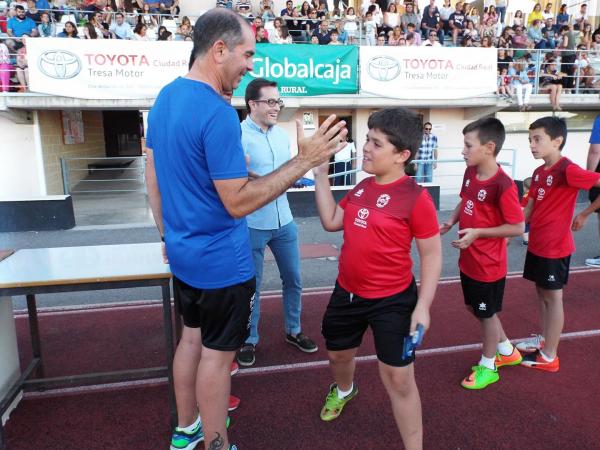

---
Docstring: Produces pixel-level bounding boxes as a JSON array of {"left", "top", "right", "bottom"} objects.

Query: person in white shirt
[
  {"left": 109, "top": 12, "right": 133, "bottom": 39},
  {"left": 422, "top": 29, "right": 441, "bottom": 46},
  {"left": 573, "top": 3, "right": 590, "bottom": 30}
]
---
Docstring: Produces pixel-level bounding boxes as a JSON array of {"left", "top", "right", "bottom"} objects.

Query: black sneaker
[
  {"left": 286, "top": 332, "right": 318, "bottom": 353},
  {"left": 237, "top": 344, "right": 256, "bottom": 367}
]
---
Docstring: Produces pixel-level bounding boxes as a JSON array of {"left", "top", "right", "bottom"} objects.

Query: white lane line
[
  {"left": 22, "top": 328, "right": 600, "bottom": 398},
  {"left": 14, "top": 265, "right": 598, "bottom": 317}
]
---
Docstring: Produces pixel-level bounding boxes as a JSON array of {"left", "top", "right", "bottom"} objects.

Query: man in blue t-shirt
[
  {"left": 145, "top": 9, "right": 347, "bottom": 450},
  {"left": 7, "top": 5, "right": 37, "bottom": 37}
]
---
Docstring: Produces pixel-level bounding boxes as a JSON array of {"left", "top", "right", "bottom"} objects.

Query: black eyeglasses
[
  {"left": 253, "top": 98, "right": 284, "bottom": 108},
  {"left": 424, "top": 127, "right": 432, "bottom": 131}
]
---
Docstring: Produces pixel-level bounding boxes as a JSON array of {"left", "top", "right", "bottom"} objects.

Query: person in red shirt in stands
[
  {"left": 516, "top": 116, "right": 600, "bottom": 372},
  {"left": 312, "top": 108, "right": 441, "bottom": 450},
  {"left": 440, "top": 118, "right": 525, "bottom": 390}
]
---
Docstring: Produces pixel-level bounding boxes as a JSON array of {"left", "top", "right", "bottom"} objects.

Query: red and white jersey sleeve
[
  {"left": 529, "top": 157, "right": 600, "bottom": 258},
  {"left": 337, "top": 176, "right": 439, "bottom": 298},
  {"left": 458, "top": 166, "right": 524, "bottom": 282}
]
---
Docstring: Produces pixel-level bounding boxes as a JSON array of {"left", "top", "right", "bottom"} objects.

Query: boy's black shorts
[
  {"left": 173, "top": 276, "right": 256, "bottom": 351},
  {"left": 590, "top": 187, "right": 600, "bottom": 213},
  {"left": 523, "top": 251, "right": 570, "bottom": 290},
  {"left": 460, "top": 272, "right": 505, "bottom": 319},
  {"left": 322, "top": 279, "right": 418, "bottom": 367}
]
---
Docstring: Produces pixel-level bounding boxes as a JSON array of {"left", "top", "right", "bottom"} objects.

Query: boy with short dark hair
[
  {"left": 440, "top": 118, "right": 525, "bottom": 390},
  {"left": 312, "top": 108, "right": 442, "bottom": 449},
  {"left": 516, "top": 116, "right": 600, "bottom": 371}
]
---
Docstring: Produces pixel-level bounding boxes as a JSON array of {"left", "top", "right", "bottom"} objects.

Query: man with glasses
[
  {"left": 415, "top": 122, "right": 438, "bottom": 183},
  {"left": 422, "top": 30, "right": 442, "bottom": 46},
  {"left": 511, "top": 26, "right": 529, "bottom": 48},
  {"left": 237, "top": 78, "right": 318, "bottom": 368}
]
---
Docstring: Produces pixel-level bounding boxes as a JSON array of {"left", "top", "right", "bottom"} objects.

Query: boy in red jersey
[
  {"left": 440, "top": 118, "right": 525, "bottom": 390},
  {"left": 312, "top": 108, "right": 441, "bottom": 450},
  {"left": 516, "top": 116, "right": 600, "bottom": 371}
]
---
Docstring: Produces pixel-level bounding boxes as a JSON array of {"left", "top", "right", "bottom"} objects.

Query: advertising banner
[
  {"left": 27, "top": 39, "right": 192, "bottom": 99},
  {"left": 359, "top": 46, "right": 497, "bottom": 100},
  {"left": 234, "top": 44, "right": 358, "bottom": 96}
]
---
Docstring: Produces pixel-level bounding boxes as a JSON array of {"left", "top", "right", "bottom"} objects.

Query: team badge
[
  {"left": 546, "top": 175, "right": 553, "bottom": 186},
  {"left": 376, "top": 194, "right": 390, "bottom": 208},
  {"left": 477, "top": 189, "right": 487, "bottom": 201}
]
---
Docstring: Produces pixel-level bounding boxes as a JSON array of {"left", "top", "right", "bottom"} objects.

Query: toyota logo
[
  {"left": 358, "top": 208, "right": 369, "bottom": 220},
  {"left": 367, "top": 56, "right": 400, "bottom": 82},
  {"left": 38, "top": 50, "right": 81, "bottom": 79}
]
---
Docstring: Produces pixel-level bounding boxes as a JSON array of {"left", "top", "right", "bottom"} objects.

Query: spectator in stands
[
  {"left": 497, "top": 48, "right": 514, "bottom": 71},
  {"left": 259, "top": 0, "right": 274, "bottom": 16},
  {"left": 132, "top": 22, "right": 148, "bottom": 40},
  {"left": 175, "top": 22, "right": 191, "bottom": 40},
  {"left": 406, "top": 22, "right": 421, "bottom": 44},
  {"left": 448, "top": 2, "right": 465, "bottom": 46},
  {"left": 483, "top": 5, "right": 498, "bottom": 26},
  {"left": 14, "top": 40, "right": 27, "bottom": 92},
  {"left": 528, "top": 19, "right": 544, "bottom": 47},
  {"left": 299, "top": 1, "right": 310, "bottom": 17},
  {"left": 364, "top": 10, "right": 377, "bottom": 45},
  {"left": 511, "top": 60, "right": 532, "bottom": 111},
  {"left": 57, "top": 20, "right": 79, "bottom": 37},
  {"left": 388, "top": 25, "right": 403, "bottom": 45},
  {"left": 109, "top": 11, "right": 132, "bottom": 38},
  {"left": 481, "top": 35, "right": 493, "bottom": 47},
  {"left": 343, "top": 6, "right": 358, "bottom": 44},
  {"left": 376, "top": 32, "right": 386, "bottom": 45},
  {"left": 251, "top": 16, "right": 267, "bottom": 38},
  {"left": 304, "top": 8, "right": 319, "bottom": 37},
  {"left": 592, "top": 31, "right": 600, "bottom": 51},
  {"left": 542, "top": 17, "right": 558, "bottom": 35},
  {"left": 0, "top": 40, "right": 11, "bottom": 93},
  {"left": 37, "top": 11, "right": 55, "bottom": 36},
  {"left": 25, "top": 0, "right": 41, "bottom": 23},
  {"left": 235, "top": 0, "right": 251, "bottom": 15},
  {"left": 84, "top": 0, "right": 106, "bottom": 19},
  {"left": 481, "top": 16, "right": 496, "bottom": 42},
  {"left": 559, "top": 24, "right": 577, "bottom": 91},
  {"left": 286, "top": 9, "right": 304, "bottom": 42},
  {"left": 400, "top": 2, "right": 420, "bottom": 33},
  {"left": 556, "top": 3, "right": 569, "bottom": 26},
  {"left": 255, "top": 25, "right": 268, "bottom": 42},
  {"left": 280, "top": 0, "right": 294, "bottom": 17},
  {"left": 83, "top": 21, "right": 99, "bottom": 38},
  {"left": 160, "top": 0, "right": 180, "bottom": 17},
  {"left": 310, "top": 34, "right": 319, "bottom": 43},
  {"left": 466, "top": 6, "right": 480, "bottom": 27},
  {"left": 496, "top": 0, "right": 508, "bottom": 24},
  {"left": 579, "top": 23, "right": 593, "bottom": 49},
  {"left": 313, "top": 18, "right": 331, "bottom": 44},
  {"left": 498, "top": 26, "right": 514, "bottom": 51},
  {"left": 421, "top": 2, "right": 443, "bottom": 43},
  {"left": 332, "top": 18, "right": 347, "bottom": 44},
  {"left": 315, "top": 2, "right": 327, "bottom": 19},
  {"left": 512, "top": 10, "right": 524, "bottom": 27},
  {"left": 539, "top": 59, "right": 565, "bottom": 110},
  {"left": 329, "top": 28, "right": 342, "bottom": 44},
  {"left": 573, "top": 3, "right": 589, "bottom": 31},
  {"left": 439, "top": 0, "right": 453, "bottom": 34},
  {"left": 542, "top": 3, "right": 553, "bottom": 21},
  {"left": 511, "top": 25, "right": 529, "bottom": 48},
  {"left": 415, "top": 121, "right": 438, "bottom": 183},
  {"left": 527, "top": 3, "right": 544, "bottom": 27},
  {"left": 7, "top": 5, "right": 37, "bottom": 37},
  {"left": 423, "top": 29, "right": 441, "bottom": 46},
  {"left": 574, "top": 46, "right": 597, "bottom": 91},
  {"left": 382, "top": 2, "right": 400, "bottom": 36},
  {"left": 463, "top": 19, "right": 480, "bottom": 43}
]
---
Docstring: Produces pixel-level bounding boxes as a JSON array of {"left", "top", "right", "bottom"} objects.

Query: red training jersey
[
  {"left": 528, "top": 157, "right": 600, "bottom": 258},
  {"left": 337, "top": 176, "right": 439, "bottom": 298},
  {"left": 458, "top": 165, "right": 524, "bottom": 282},
  {"left": 520, "top": 191, "right": 529, "bottom": 208}
]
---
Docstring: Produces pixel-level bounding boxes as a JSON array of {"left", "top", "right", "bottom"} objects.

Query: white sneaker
[
  {"left": 585, "top": 256, "right": 600, "bottom": 267},
  {"left": 515, "top": 334, "right": 544, "bottom": 353}
]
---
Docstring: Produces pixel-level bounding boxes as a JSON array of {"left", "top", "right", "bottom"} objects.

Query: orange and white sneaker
[
  {"left": 495, "top": 347, "right": 523, "bottom": 368},
  {"left": 520, "top": 350, "right": 559, "bottom": 372},
  {"left": 515, "top": 334, "right": 544, "bottom": 353},
  {"left": 228, "top": 395, "right": 240, "bottom": 411}
]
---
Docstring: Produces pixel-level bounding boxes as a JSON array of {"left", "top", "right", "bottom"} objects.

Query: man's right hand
[{"left": 296, "top": 114, "right": 347, "bottom": 169}]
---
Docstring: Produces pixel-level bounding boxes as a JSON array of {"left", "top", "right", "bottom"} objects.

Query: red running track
[{"left": 4, "top": 268, "right": 600, "bottom": 449}]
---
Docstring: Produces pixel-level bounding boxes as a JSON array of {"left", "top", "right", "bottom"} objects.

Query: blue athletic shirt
[{"left": 146, "top": 77, "right": 255, "bottom": 289}]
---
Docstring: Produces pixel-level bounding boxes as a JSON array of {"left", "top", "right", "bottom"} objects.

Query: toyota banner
[{"left": 359, "top": 46, "right": 497, "bottom": 100}]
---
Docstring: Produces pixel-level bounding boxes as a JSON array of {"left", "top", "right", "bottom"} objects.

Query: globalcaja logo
[
  {"left": 367, "top": 56, "right": 400, "bottom": 82},
  {"left": 38, "top": 50, "right": 82, "bottom": 79}
]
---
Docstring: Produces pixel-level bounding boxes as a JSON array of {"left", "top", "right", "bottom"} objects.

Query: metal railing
[{"left": 60, "top": 156, "right": 146, "bottom": 195}]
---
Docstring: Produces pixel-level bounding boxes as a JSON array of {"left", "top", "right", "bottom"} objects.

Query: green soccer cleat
[
  {"left": 461, "top": 365, "right": 499, "bottom": 390},
  {"left": 320, "top": 383, "right": 358, "bottom": 421}
]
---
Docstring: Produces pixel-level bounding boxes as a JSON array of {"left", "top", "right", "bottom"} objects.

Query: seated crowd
[{"left": 0, "top": 0, "right": 599, "bottom": 95}]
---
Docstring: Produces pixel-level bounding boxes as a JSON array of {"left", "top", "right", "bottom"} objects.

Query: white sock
[
  {"left": 479, "top": 355, "right": 496, "bottom": 371},
  {"left": 497, "top": 339, "right": 514, "bottom": 356},
  {"left": 337, "top": 383, "right": 354, "bottom": 399},
  {"left": 540, "top": 350, "right": 555, "bottom": 362},
  {"left": 177, "top": 415, "right": 201, "bottom": 433}
]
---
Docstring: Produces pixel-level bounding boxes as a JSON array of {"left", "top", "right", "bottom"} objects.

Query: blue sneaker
[{"left": 170, "top": 417, "right": 231, "bottom": 450}]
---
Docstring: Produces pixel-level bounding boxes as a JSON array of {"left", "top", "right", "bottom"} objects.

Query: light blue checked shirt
[
  {"left": 418, "top": 133, "right": 438, "bottom": 161},
  {"left": 241, "top": 116, "right": 294, "bottom": 230}
]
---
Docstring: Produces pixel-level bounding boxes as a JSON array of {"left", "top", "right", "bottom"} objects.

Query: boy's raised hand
[
  {"left": 295, "top": 114, "right": 347, "bottom": 168},
  {"left": 452, "top": 228, "right": 479, "bottom": 249}
]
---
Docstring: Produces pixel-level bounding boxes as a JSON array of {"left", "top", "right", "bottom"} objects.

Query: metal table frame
[{"left": 0, "top": 277, "right": 177, "bottom": 450}]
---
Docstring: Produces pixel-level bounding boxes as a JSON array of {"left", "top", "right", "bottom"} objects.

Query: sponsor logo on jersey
[
  {"left": 537, "top": 188, "right": 545, "bottom": 201},
  {"left": 354, "top": 208, "right": 369, "bottom": 229},
  {"left": 376, "top": 194, "right": 390, "bottom": 208},
  {"left": 478, "top": 302, "right": 487, "bottom": 311},
  {"left": 464, "top": 199, "right": 474, "bottom": 216}
]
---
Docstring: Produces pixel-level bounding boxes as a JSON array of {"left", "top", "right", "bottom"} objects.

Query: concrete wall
[
  {"left": 0, "top": 116, "right": 42, "bottom": 198},
  {"left": 37, "top": 111, "right": 106, "bottom": 195}
]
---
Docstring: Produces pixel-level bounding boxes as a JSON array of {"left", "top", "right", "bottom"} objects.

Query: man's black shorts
[
  {"left": 322, "top": 279, "right": 418, "bottom": 367},
  {"left": 460, "top": 272, "right": 505, "bottom": 319},
  {"left": 173, "top": 276, "right": 256, "bottom": 351},
  {"left": 589, "top": 186, "right": 600, "bottom": 213},
  {"left": 523, "top": 251, "right": 570, "bottom": 290}
]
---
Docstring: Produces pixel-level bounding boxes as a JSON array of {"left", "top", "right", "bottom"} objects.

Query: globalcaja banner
[
  {"left": 359, "top": 46, "right": 496, "bottom": 100},
  {"left": 233, "top": 44, "right": 358, "bottom": 97},
  {"left": 27, "top": 38, "right": 193, "bottom": 99}
]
